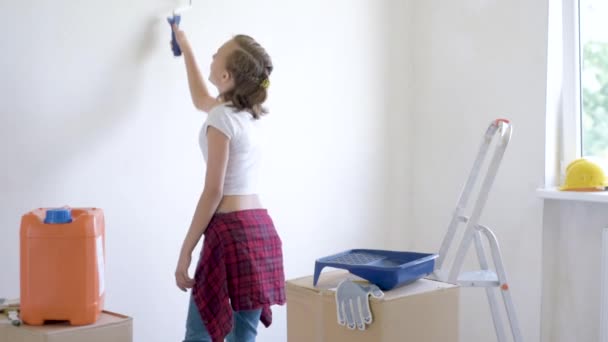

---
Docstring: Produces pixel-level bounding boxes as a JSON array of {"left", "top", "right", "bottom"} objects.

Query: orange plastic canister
[{"left": 20, "top": 207, "right": 105, "bottom": 325}]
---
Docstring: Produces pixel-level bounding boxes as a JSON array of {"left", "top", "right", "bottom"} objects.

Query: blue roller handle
[{"left": 167, "top": 14, "right": 182, "bottom": 56}]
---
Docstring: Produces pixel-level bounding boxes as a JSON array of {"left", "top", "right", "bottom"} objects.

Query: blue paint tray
[{"left": 313, "top": 249, "right": 438, "bottom": 291}]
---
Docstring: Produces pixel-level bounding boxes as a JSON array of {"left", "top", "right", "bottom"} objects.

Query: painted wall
[
  {"left": 0, "top": 1, "right": 399, "bottom": 341},
  {"left": 4, "top": 1, "right": 585, "bottom": 341},
  {"left": 398, "top": 1, "right": 549, "bottom": 340}
]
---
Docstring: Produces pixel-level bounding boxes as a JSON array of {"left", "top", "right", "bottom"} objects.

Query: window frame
[{"left": 561, "top": 0, "right": 582, "bottom": 170}]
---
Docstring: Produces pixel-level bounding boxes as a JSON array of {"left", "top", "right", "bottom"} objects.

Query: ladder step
[{"left": 458, "top": 270, "right": 500, "bottom": 287}]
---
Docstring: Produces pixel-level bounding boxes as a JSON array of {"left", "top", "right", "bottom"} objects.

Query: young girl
[{"left": 171, "top": 25, "right": 285, "bottom": 342}]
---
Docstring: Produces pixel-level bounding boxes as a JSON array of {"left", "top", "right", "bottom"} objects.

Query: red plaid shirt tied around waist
[{"left": 192, "top": 209, "right": 286, "bottom": 342}]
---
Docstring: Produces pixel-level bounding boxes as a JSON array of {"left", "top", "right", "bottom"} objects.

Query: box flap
[
  {"left": 287, "top": 270, "right": 458, "bottom": 301},
  {"left": 287, "top": 270, "right": 359, "bottom": 292},
  {"left": 17, "top": 311, "right": 131, "bottom": 335}
]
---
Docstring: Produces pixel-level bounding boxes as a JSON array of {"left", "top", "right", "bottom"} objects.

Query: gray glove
[
  {"left": 335, "top": 279, "right": 384, "bottom": 330},
  {"left": 7, "top": 310, "right": 21, "bottom": 326}
]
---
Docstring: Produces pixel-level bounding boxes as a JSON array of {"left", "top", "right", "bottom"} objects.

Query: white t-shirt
[{"left": 199, "top": 104, "right": 262, "bottom": 195}]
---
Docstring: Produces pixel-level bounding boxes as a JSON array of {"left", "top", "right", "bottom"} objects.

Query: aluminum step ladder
[{"left": 430, "top": 119, "right": 523, "bottom": 342}]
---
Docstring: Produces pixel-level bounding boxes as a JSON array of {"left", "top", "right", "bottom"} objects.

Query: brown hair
[{"left": 221, "top": 35, "right": 273, "bottom": 119}]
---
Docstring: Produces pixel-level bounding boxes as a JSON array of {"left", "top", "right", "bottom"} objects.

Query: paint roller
[{"left": 167, "top": 0, "right": 193, "bottom": 56}]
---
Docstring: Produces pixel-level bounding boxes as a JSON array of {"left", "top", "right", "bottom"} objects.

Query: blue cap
[{"left": 44, "top": 208, "right": 73, "bottom": 224}]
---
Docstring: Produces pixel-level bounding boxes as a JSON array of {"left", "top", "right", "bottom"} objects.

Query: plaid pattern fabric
[{"left": 192, "top": 209, "right": 286, "bottom": 342}]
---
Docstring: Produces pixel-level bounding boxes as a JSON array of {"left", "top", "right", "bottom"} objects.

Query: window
[
  {"left": 580, "top": 0, "right": 608, "bottom": 158},
  {"left": 540, "top": 0, "right": 608, "bottom": 194},
  {"left": 560, "top": 0, "right": 608, "bottom": 177}
]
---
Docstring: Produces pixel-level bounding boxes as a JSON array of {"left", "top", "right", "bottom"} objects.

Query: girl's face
[{"left": 209, "top": 39, "right": 238, "bottom": 94}]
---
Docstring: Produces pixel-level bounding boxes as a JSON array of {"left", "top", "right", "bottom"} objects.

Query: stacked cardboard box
[
  {"left": 0, "top": 310, "right": 132, "bottom": 342},
  {"left": 287, "top": 271, "right": 459, "bottom": 342}
]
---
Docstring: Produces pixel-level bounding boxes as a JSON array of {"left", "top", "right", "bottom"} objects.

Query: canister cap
[{"left": 44, "top": 208, "right": 72, "bottom": 224}]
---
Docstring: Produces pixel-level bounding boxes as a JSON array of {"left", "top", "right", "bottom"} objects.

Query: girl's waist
[{"left": 216, "top": 194, "right": 263, "bottom": 213}]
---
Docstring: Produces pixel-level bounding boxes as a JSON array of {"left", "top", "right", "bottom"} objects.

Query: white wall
[
  {"left": 1, "top": 1, "right": 568, "bottom": 341},
  {"left": 398, "top": 1, "right": 548, "bottom": 341},
  {"left": 541, "top": 200, "right": 608, "bottom": 342},
  {"left": 0, "top": 1, "right": 399, "bottom": 341},
  {"left": 383, "top": 1, "right": 416, "bottom": 250}
]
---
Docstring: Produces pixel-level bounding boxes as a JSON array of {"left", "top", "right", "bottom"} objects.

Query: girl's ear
[{"left": 222, "top": 70, "right": 232, "bottom": 82}]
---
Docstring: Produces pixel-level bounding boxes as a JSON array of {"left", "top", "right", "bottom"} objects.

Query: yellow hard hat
[{"left": 560, "top": 158, "right": 608, "bottom": 191}]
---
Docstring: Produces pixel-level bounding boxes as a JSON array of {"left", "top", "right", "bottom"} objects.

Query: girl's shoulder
[
  {"left": 210, "top": 103, "right": 255, "bottom": 123},
  {"left": 204, "top": 104, "right": 240, "bottom": 139},
  {"left": 208, "top": 102, "right": 230, "bottom": 115}
]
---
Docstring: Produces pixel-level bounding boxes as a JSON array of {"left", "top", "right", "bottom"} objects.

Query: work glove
[{"left": 335, "top": 279, "right": 384, "bottom": 330}]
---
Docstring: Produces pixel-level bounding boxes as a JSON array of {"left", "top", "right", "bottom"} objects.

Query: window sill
[{"left": 537, "top": 187, "right": 608, "bottom": 204}]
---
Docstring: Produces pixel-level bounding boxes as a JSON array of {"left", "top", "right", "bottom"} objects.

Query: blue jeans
[{"left": 184, "top": 295, "right": 262, "bottom": 342}]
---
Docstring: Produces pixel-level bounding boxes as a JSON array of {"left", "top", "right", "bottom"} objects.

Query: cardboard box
[
  {"left": 0, "top": 311, "right": 132, "bottom": 342},
  {"left": 286, "top": 271, "right": 459, "bottom": 342}
]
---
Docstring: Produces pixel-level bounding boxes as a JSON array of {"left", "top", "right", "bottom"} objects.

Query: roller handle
[{"left": 167, "top": 14, "right": 182, "bottom": 57}]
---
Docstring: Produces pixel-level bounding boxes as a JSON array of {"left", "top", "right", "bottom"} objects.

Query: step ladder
[{"left": 430, "top": 119, "right": 523, "bottom": 342}]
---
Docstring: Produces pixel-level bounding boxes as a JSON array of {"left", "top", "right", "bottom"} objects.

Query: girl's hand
[
  {"left": 171, "top": 24, "right": 190, "bottom": 52},
  {"left": 175, "top": 253, "right": 195, "bottom": 292}
]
